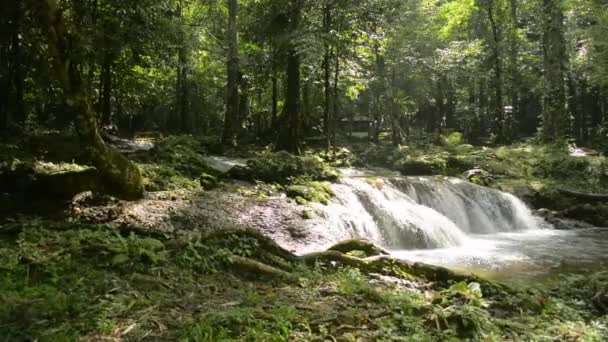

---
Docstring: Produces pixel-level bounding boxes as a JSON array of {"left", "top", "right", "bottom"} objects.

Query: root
[
  {"left": 218, "top": 230, "right": 510, "bottom": 292},
  {"left": 326, "top": 239, "right": 390, "bottom": 257}
]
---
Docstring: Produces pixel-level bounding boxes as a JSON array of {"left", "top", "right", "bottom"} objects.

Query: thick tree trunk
[
  {"left": 275, "top": 47, "right": 302, "bottom": 154},
  {"left": 100, "top": 52, "right": 113, "bottom": 126},
  {"left": 37, "top": 0, "right": 144, "bottom": 200},
  {"left": 542, "top": 0, "right": 567, "bottom": 142},
  {"left": 222, "top": 0, "right": 240, "bottom": 146},
  {"left": 275, "top": 0, "right": 304, "bottom": 154}
]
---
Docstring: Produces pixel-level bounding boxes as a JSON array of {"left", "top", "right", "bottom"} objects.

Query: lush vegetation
[
  {"left": 1, "top": 223, "right": 607, "bottom": 341},
  {"left": 2, "top": 0, "right": 608, "bottom": 340}
]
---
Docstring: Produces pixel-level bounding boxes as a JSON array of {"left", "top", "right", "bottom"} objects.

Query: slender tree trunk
[
  {"left": 176, "top": 0, "right": 190, "bottom": 133},
  {"left": 390, "top": 70, "right": 402, "bottom": 147},
  {"left": 542, "top": 0, "right": 567, "bottom": 142},
  {"left": 323, "top": 0, "right": 332, "bottom": 152},
  {"left": 508, "top": 0, "right": 519, "bottom": 139},
  {"left": 36, "top": 0, "right": 144, "bottom": 200},
  {"left": 177, "top": 46, "right": 190, "bottom": 132},
  {"left": 238, "top": 76, "right": 249, "bottom": 133},
  {"left": 271, "top": 71, "right": 279, "bottom": 130},
  {"left": 332, "top": 52, "right": 339, "bottom": 145},
  {"left": 222, "top": 0, "right": 240, "bottom": 146},
  {"left": 487, "top": 2, "right": 505, "bottom": 142}
]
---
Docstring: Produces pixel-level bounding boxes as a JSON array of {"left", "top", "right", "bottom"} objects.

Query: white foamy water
[{"left": 315, "top": 176, "right": 544, "bottom": 250}]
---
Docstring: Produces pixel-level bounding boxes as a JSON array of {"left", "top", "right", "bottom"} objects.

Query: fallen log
[{"left": 558, "top": 189, "right": 608, "bottom": 202}]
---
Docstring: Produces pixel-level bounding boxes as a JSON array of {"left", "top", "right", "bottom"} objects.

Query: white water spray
[{"left": 316, "top": 176, "right": 545, "bottom": 250}]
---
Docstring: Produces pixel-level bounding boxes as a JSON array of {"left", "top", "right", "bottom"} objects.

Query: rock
[
  {"left": 562, "top": 203, "right": 608, "bottom": 227},
  {"left": 199, "top": 173, "right": 219, "bottom": 190},
  {"left": 395, "top": 156, "right": 447, "bottom": 176},
  {"left": 463, "top": 168, "right": 493, "bottom": 186}
]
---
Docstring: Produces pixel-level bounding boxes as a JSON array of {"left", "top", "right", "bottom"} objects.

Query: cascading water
[
  {"left": 203, "top": 156, "right": 608, "bottom": 283},
  {"left": 317, "top": 176, "right": 545, "bottom": 250},
  {"left": 311, "top": 174, "right": 608, "bottom": 283}
]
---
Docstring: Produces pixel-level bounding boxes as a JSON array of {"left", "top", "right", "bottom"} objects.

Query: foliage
[
  {"left": 1, "top": 222, "right": 608, "bottom": 340},
  {"left": 229, "top": 151, "right": 338, "bottom": 185}
]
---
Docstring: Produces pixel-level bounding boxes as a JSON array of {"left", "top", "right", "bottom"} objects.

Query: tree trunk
[
  {"left": 323, "top": 0, "right": 332, "bottom": 152},
  {"left": 271, "top": 68, "right": 279, "bottom": 130},
  {"left": 176, "top": 0, "right": 190, "bottom": 133},
  {"left": 332, "top": 51, "right": 340, "bottom": 145},
  {"left": 390, "top": 70, "right": 402, "bottom": 146},
  {"left": 237, "top": 75, "right": 249, "bottom": 134},
  {"left": 542, "top": 0, "right": 567, "bottom": 142},
  {"left": 507, "top": 0, "right": 519, "bottom": 140},
  {"left": 487, "top": 2, "right": 505, "bottom": 142},
  {"left": 36, "top": 0, "right": 144, "bottom": 200},
  {"left": 222, "top": 0, "right": 240, "bottom": 146},
  {"left": 275, "top": 0, "right": 304, "bottom": 154},
  {"left": 100, "top": 52, "right": 113, "bottom": 126},
  {"left": 275, "top": 47, "right": 302, "bottom": 154}
]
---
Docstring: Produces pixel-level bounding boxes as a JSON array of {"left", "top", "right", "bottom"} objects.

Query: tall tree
[
  {"left": 542, "top": 0, "right": 567, "bottom": 142},
  {"left": 223, "top": 0, "right": 240, "bottom": 147},
  {"left": 275, "top": 0, "right": 305, "bottom": 154},
  {"left": 35, "top": 0, "right": 144, "bottom": 200}
]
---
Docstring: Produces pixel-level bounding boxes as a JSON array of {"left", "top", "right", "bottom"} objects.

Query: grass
[{"left": 1, "top": 222, "right": 607, "bottom": 341}]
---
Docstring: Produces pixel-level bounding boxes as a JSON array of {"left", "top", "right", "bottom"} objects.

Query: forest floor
[{"left": 1, "top": 132, "right": 608, "bottom": 340}]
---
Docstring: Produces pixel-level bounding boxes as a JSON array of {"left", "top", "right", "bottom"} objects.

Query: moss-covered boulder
[
  {"left": 286, "top": 181, "right": 334, "bottom": 205},
  {"left": 199, "top": 173, "right": 219, "bottom": 190},
  {"left": 228, "top": 151, "right": 338, "bottom": 184},
  {"left": 395, "top": 155, "right": 448, "bottom": 176}
]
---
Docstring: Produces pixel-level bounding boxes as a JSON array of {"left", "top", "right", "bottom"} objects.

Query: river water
[
  {"left": 204, "top": 158, "right": 608, "bottom": 284},
  {"left": 317, "top": 173, "right": 608, "bottom": 284}
]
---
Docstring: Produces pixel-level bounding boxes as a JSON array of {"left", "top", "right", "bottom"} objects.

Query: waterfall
[{"left": 316, "top": 176, "right": 545, "bottom": 250}]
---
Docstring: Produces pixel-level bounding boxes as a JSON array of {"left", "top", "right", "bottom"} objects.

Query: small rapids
[
  {"left": 319, "top": 176, "right": 546, "bottom": 250},
  {"left": 309, "top": 175, "right": 608, "bottom": 283}
]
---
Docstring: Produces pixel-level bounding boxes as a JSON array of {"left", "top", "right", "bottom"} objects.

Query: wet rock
[
  {"left": 463, "top": 168, "right": 493, "bottom": 186},
  {"left": 562, "top": 203, "right": 608, "bottom": 227}
]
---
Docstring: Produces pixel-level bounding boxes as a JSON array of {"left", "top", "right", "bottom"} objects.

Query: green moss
[
  {"left": 286, "top": 181, "right": 334, "bottom": 205},
  {"left": 302, "top": 210, "right": 314, "bottom": 219},
  {"left": 199, "top": 173, "right": 219, "bottom": 190},
  {"left": 228, "top": 151, "right": 338, "bottom": 184}
]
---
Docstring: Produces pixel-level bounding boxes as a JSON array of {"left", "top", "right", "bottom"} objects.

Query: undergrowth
[{"left": 1, "top": 222, "right": 607, "bottom": 341}]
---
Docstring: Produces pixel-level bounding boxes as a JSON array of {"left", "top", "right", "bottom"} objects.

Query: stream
[{"left": 206, "top": 158, "right": 608, "bottom": 285}]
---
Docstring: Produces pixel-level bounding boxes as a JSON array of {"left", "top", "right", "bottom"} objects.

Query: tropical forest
[{"left": 2, "top": 0, "right": 608, "bottom": 340}]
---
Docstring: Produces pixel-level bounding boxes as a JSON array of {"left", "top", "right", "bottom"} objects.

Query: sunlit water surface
[{"left": 392, "top": 228, "right": 608, "bottom": 284}]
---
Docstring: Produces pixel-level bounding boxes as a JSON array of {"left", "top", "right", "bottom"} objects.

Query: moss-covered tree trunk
[{"left": 36, "top": 0, "right": 144, "bottom": 200}]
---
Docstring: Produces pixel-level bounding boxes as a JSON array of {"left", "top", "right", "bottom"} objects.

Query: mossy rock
[
  {"left": 286, "top": 182, "right": 334, "bottom": 205},
  {"left": 228, "top": 151, "right": 338, "bottom": 184},
  {"left": 396, "top": 155, "right": 447, "bottom": 176},
  {"left": 199, "top": 173, "right": 219, "bottom": 190},
  {"left": 562, "top": 203, "right": 608, "bottom": 227}
]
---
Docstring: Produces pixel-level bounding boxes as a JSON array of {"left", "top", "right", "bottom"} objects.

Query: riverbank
[
  {"left": 2, "top": 133, "right": 608, "bottom": 340},
  {"left": 1, "top": 223, "right": 607, "bottom": 341}
]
